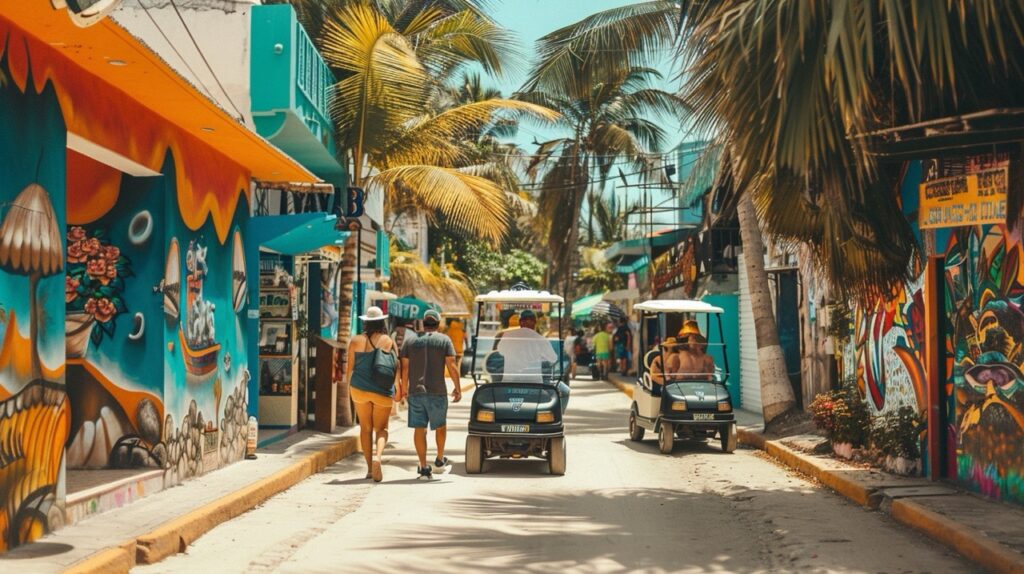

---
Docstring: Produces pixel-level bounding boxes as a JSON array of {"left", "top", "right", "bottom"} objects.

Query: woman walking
[{"left": 345, "top": 306, "right": 398, "bottom": 482}]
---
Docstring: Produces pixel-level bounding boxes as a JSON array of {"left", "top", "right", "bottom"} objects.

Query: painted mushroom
[{"left": 0, "top": 183, "right": 64, "bottom": 381}]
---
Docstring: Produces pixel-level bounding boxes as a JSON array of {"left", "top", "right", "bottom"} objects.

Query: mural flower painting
[{"left": 66, "top": 226, "right": 133, "bottom": 345}]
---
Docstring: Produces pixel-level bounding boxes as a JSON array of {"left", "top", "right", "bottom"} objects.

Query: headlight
[
  {"left": 670, "top": 401, "right": 687, "bottom": 411},
  {"left": 477, "top": 410, "right": 495, "bottom": 422},
  {"left": 717, "top": 401, "right": 732, "bottom": 412},
  {"left": 536, "top": 411, "right": 555, "bottom": 423}
]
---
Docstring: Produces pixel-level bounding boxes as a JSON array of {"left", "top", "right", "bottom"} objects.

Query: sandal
[{"left": 371, "top": 460, "right": 383, "bottom": 482}]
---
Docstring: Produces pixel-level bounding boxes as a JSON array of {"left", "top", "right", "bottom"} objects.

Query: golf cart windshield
[
  {"left": 635, "top": 299, "right": 731, "bottom": 387},
  {"left": 470, "top": 290, "right": 565, "bottom": 385}
]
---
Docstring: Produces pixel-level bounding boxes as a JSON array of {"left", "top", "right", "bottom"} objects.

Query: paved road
[{"left": 135, "top": 376, "right": 977, "bottom": 574}]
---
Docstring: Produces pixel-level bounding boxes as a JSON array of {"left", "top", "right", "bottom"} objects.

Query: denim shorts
[{"left": 408, "top": 394, "right": 448, "bottom": 430}]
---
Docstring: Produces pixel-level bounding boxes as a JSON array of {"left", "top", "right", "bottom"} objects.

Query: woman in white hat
[{"left": 345, "top": 306, "right": 397, "bottom": 481}]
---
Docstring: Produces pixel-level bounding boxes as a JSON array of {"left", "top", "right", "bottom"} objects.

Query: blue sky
[
  {"left": 483, "top": 0, "right": 686, "bottom": 229},
  {"left": 486, "top": 0, "right": 683, "bottom": 150}
]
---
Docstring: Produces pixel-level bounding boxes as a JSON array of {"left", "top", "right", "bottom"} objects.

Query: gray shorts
[{"left": 408, "top": 394, "right": 448, "bottom": 430}]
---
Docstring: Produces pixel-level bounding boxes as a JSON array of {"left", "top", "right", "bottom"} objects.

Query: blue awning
[{"left": 251, "top": 213, "right": 349, "bottom": 256}]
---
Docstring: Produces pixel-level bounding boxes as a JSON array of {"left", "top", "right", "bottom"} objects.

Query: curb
[
  {"left": 737, "top": 428, "right": 1023, "bottom": 572},
  {"left": 891, "top": 499, "right": 1024, "bottom": 574},
  {"left": 63, "top": 435, "right": 360, "bottom": 574}
]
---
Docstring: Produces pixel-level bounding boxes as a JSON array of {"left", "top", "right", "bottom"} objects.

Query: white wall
[{"left": 113, "top": 0, "right": 257, "bottom": 128}]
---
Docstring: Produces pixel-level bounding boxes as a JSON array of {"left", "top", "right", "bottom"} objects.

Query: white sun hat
[{"left": 359, "top": 306, "right": 389, "bottom": 321}]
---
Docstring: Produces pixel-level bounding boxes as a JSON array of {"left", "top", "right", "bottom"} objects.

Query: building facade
[{"left": 0, "top": 2, "right": 319, "bottom": 551}]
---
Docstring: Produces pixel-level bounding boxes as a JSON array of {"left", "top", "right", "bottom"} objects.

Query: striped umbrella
[{"left": 591, "top": 300, "right": 625, "bottom": 321}]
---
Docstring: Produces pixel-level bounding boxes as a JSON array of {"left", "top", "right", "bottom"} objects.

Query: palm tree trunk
[
  {"left": 737, "top": 192, "right": 796, "bottom": 428},
  {"left": 334, "top": 226, "right": 358, "bottom": 427}
]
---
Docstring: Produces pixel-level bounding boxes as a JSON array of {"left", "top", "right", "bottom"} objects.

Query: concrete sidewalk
[
  {"left": 605, "top": 373, "right": 1024, "bottom": 574},
  {"left": 1, "top": 427, "right": 361, "bottom": 574}
]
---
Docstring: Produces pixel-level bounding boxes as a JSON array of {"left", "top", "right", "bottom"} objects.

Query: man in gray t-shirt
[{"left": 398, "top": 310, "right": 462, "bottom": 478}]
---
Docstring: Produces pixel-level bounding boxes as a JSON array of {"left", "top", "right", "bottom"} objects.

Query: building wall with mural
[
  {"left": 0, "top": 55, "right": 69, "bottom": 554},
  {"left": 0, "top": 15, "right": 253, "bottom": 551},
  {"left": 846, "top": 156, "right": 1024, "bottom": 505}
]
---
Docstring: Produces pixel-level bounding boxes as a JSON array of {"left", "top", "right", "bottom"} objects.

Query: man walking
[{"left": 399, "top": 310, "right": 462, "bottom": 478}]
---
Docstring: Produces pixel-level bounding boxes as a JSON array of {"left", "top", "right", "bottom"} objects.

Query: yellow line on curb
[
  {"left": 892, "top": 499, "right": 1024, "bottom": 574},
  {"left": 63, "top": 435, "right": 360, "bottom": 574}
]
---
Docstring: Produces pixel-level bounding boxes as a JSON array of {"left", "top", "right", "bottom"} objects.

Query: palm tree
[
  {"left": 675, "top": 1, "right": 1024, "bottom": 427},
  {"left": 285, "top": 1, "right": 556, "bottom": 424},
  {"left": 518, "top": 64, "right": 685, "bottom": 315},
  {"left": 576, "top": 247, "right": 625, "bottom": 293}
]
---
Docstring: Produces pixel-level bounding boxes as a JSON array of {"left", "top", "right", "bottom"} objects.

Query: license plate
[
  {"left": 501, "top": 424, "right": 530, "bottom": 433},
  {"left": 692, "top": 413, "right": 715, "bottom": 421}
]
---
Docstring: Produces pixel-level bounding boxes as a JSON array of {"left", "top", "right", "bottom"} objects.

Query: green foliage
[
  {"left": 810, "top": 385, "right": 870, "bottom": 447},
  {"left": 870, "top": 407, "right": 924, "bottom": 460},
  {"left": 459, "top": 242, "right": 544, "bottom": 292}
]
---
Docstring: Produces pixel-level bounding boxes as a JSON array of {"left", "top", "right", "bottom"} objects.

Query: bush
[
  {"left": 870, "top": 406, "right": 923, "bottom": 459},
  {"left": 809, "top": 387, "right": 870, "bottom": 447}
]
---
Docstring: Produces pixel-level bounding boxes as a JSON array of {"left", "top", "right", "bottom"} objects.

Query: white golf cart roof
[
  {"left": 475, "top": 289, "right": 565, "bottom": 304},
  {"left": 634, "top": 299, "right": 724, "bottom": 314}
]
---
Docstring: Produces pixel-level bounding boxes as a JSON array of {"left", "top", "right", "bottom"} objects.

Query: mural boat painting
[
  {"left": 182, "top": 239, "right": 218, "bottom": 382},
  {"left": 179, "top": 329, "right": 221, "bottom": 377},
  {"left": 231, "top": 230, "right": 246, "bottom": 313},
  {"left": 163, "top": 239, "right": 180, "bottom": 319}
]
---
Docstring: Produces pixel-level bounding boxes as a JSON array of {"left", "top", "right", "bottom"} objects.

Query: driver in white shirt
[{"left": 495, "top": 309, "right": 557, "bottom": 383}]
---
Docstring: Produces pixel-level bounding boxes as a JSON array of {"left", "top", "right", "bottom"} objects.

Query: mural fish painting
[{"left": 946, "top": 225, "right": 1024, "bottom": 504}]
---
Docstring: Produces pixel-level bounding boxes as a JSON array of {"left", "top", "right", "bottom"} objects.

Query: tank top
[{"left": 350, "top": 334, "right": 394, "bottom": 397}]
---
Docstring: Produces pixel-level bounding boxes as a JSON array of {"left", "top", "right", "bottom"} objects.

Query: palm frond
[
  {"left": 321, "top": 2, "right": 430, "bottom": 160},
  {"left": 523, "top": 0, "right": 680, "bottom": 97},
  {"left": 413, "top": 9, "right": 521, "bottom": 79},
  {"left": 369, "top": 165, "right": 510, "bottom": 244}
]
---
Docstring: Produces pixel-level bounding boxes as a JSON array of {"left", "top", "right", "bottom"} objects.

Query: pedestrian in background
[
  {"left": 345, "top": 306, "right": 397, "bottom": 482},
  {"left": 399, "top": 309, "right": 462, "bottom": 478},
  {"left": 564, "top": 329, "right": 580, "bottom": 380},
  {"left": 392, "top": 318, "right": 418, "bottom": 354},
  {"left": 592, "top": 322, "right": 613, "bottom": 380},
  {"left": 613, "top": 317, "right": 633, "bottom": 376}
]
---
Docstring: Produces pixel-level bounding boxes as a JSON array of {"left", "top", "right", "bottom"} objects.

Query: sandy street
[{"left": 135, "top": 376, "right": 976, "bottom": 574}]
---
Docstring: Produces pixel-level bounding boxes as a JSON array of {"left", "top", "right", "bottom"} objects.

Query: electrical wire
[
  {"left": 138, "top": 0, "right": 219, "bottom": 104},
  {"left": 166, "top": 0, "right": 247, "bottom": 121}
]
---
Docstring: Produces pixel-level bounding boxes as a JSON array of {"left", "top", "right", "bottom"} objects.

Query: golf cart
[
  {"left": 466, "top": 286, "right": 570, "bottom": 475},
  {"left": 629, "top": 299, "right": 737, "bottom": 454}
]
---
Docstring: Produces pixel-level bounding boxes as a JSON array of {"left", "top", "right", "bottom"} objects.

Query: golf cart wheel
[
  {"left": 721, "top": 423, "right": 737, "bottom": 453},
  {"left": 548, "top": 436, "right": 566, "bottom": 475},
  {"left": 658, "top": 422, "right": 675, "bottom": 454},
  {"left": 466, "top": 436, "right": 484, "bottom": 474},
  {"left": 628, "top": 408, "right": 644, "bottom": 441}
]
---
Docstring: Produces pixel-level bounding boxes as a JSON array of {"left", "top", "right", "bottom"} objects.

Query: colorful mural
[
  {"left": 0, "top": 57, "right": 68, "bottom": 550},
  {"left": 64, "top": 158, "right": 167, "bottom": 471},
  {"left": 0, "top": 11, "right": 256, "bottom": 552},
  {"left": 945, "top": 225, "right": 1024, "bottom": 504},
  {"left": 853, "top": 275, "right": 927, "bottom": 416}
]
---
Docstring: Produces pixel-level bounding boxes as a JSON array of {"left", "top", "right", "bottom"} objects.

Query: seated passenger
[
  {"left": 676, "top": 333, "right": 716, "bottom": 379},
  {"left": 648, "top": 337, "right": 685, "bottom": 389}
]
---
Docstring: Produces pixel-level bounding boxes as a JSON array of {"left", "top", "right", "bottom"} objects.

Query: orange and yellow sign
[{"left": 919, "top": 167, "right": 1007, "bottom": 229}]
